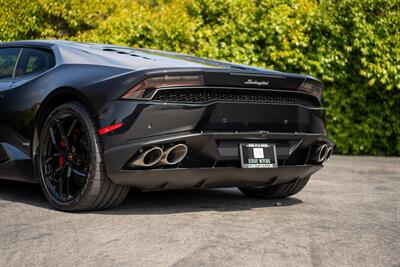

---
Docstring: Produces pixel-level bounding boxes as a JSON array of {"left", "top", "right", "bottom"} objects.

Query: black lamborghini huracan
[{"left": 0, "top": 40, "right": 333, "bottom": 211}]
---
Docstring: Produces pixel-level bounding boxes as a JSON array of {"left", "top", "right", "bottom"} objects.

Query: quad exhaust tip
[
  {"left": 160, "top": 144, "right": 188, "bottom": 165},
  {"left": 129, "top": 147, "right": 163, "bottom": 167},
  {"left": 317, "top": 144, "right": 328, "bottom": 162},
  {"left": 325, "top": 146, "right": 333, "bottom": 161},
  {"left": 129, "top": 144, "right": 188, "bottom": 168},
  {"left": 315, "top": 144, "right": 334, "bottom": 163}
]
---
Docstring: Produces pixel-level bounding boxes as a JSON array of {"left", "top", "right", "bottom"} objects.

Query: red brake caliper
[
  {"left": 60, "top": 139, "right": 66, "bottom": 149},
  {"left": 58, "top": 156, "right": 65, "bottom": 166}
]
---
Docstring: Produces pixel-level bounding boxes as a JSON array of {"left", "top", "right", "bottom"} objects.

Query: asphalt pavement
[{"left": 0, "top": 156, "right": 399, "bottom": 267}]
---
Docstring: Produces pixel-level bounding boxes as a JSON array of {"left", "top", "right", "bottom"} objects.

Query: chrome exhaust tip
[
  {"left": 325, "top": 146, "right": 333, "bottom": 161},
  {"left": 317, "top": 144, "right": 328, "bottom": 162},
  {"left": 129, "top": 147, "right": 163, "bottom": 167},
  {"left": 160, "top": 144, "right": 188, "bottom": 165}
]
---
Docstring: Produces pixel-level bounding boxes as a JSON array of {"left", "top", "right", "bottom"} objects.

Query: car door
[
  {"left": 2, "top": 47, "right": 56, "bottom": 152},
  {"left": 0, "top": 47, "right": 21, "bottom": 135},
  {"left": 0, "top": 47, "right": 31, "bottom": 180},
  {"left": 0, "top": 48, "right": 21, "bottom": 112},
  {"left": 0, "top": 47, "right": 55, "bottom": 182}
]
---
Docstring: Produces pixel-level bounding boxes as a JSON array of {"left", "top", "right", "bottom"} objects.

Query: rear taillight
[
  {"left": 123, "top": 75, "right": 204, "bottom": 99},
  {"left": 297, "top": 80, "right": 323, "bottom": 101}
]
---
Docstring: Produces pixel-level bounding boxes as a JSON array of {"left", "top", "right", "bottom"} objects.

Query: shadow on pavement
[
  {"left": 100, "top": 189, "right": 303, "bottom": 215},
  {"left": 0, "top": 179, "right": 303, "bottom": 214},
  {"left": 0, "top": 180, "right": 49, "bottom": 209}
]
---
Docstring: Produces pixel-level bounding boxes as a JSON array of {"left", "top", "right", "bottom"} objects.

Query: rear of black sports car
[
  {"left": 0, "top": 41, "right": 334, "bottom": 211},
  {"left": 99, "top": 68, "right": 334, "bottom": 191}
]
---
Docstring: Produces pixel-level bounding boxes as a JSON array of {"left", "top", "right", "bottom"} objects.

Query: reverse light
[
  {"left": 98, "top": 123, "right": 124, "bottom": 135},
  {"left": 123, "top": 75, "right": 204, "bottom": 99},
  {"left": 297, "top": 80, "right": 323, "bottom": 101}
]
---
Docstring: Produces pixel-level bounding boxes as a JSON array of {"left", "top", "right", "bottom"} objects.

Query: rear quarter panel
[{"left": 1, "top": 64, "right": 133, "bottom": 147}]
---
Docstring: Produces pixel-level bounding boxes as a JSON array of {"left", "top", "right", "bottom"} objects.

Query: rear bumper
[
  {"left": 103, "top": 131, "right": 333, "bottom": 189},
  {"left": 100, "top": 99, "right": 332, "bottom": 190},
  {"left": 109, "top": 165, "right": 322, "bottom": 190}
]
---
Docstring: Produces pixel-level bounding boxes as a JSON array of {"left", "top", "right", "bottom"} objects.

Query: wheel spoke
[
  {"left": 53, "top": 165, "right": 66, "bottom": 180},
  {"left": 56, "top": 120, "right": 69, "bottom": 149},
  {"left": 74, "top": 154, "right": 89, "bottom": 165},
  {"left": 44, "top": 164, "right": 52, "bottom": 176},
  {"left": 67, "top": 164, "right": 72, "bottom": 178},
  {"left": 43, "top": 157, "right": 53, "bottom": 165},
  {"left": 43, "top": 153, "right": 63, "bottom": 165},
  {"left": 49, "top": 127, "right": 63, "bottom": 152},
  {"left": 43, "top": 171, "right": 55, "bottom": 182},
  {"left": 71, "top": 167, "right": 88, "bottom": 178},
  {"left": 58, "top": 176, "right": 64, "bottom": 198},
  {"left": 58, "top": 165, "right": 71, "bottom": 199},
  {"left": 49, "top": 127, "right": 57, "bottom": 145},
  {"left": 67, "top": 118, "right": 78, "bottom": 137},
  {"left": 66, "top": 165, "right": 72, "bottom": 196},
  {"left": 54, "top": 165, "right": 64, "bottom": 173}
]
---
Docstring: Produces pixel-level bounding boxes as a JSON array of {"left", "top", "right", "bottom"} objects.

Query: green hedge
[{"left": 1, "top": 0, "right": 399, "bottom": 155}]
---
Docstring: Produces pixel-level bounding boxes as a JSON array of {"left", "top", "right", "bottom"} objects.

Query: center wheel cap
[{"left": 67, "top": 154, "right": 73, "bottom": 161}]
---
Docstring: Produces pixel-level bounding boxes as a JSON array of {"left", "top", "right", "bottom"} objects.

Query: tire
[
  {"left": 36, "top": 102, "right": 129, "bottom": 211},
  {"left": 238, "top": 176, "right": 310, "bottom": 199}
]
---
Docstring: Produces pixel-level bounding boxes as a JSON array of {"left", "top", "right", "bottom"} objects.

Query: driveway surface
[{"left": 0, "top": 156, "right": 399, "bottom": 267}]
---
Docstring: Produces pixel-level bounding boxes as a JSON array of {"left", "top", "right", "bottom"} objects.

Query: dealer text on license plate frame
[{"left": 239, "top": 143, "right": 278, "bottom": 169}]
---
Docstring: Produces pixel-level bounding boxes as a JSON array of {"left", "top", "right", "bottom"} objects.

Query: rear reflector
[
  {"left": 98, "top": 123, "right": 124, "bottom": 135},
  {"left": 123, "top": 74, "right": 204, "bottom": 99}
]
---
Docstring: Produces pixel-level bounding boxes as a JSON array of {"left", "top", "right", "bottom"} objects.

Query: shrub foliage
[{"left": 0, "top": 0, "right": 399, "bottom": 155}]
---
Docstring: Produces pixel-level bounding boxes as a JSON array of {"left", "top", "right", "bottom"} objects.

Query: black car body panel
[{"left": 0, "top": 40, "right": 333, "bottom": 189}]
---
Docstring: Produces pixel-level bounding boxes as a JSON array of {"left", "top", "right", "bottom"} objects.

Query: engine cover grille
[{"left": 152, "top": 88, "right": 317, "bottom": 107}]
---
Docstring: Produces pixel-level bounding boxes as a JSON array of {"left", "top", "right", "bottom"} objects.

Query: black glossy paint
[{"left": 0, "top": 40, "right": 332, "bottom": 189}]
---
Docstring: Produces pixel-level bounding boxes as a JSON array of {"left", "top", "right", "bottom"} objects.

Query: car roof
[
  {"left": 0, "top": 40, "right": 301, "bottom": 77},
  {"left": 0, "top": 40, "right": 95, "bottom": 47}
]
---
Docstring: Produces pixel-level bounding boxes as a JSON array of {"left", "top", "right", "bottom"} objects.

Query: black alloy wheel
[
  {"left": 37, "top": 102, "right": 129, "bottom": 211},
  {"left": 40, "top": 112, "right": 89, "bottom": 202}
]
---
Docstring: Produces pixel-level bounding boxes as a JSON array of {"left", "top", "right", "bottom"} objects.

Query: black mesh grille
[{"left": 152, "top": 88, "right": 316, "bottom": 107}]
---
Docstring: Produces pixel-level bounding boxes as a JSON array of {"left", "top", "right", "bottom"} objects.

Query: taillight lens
[
  {"left": 297, "top": 80, "right": 323, "bottom": 101},
  {"left": 123, "top": 74, "right": 204, "bottom": 99}
]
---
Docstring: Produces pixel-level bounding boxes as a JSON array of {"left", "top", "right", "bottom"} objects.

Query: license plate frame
[{"left": 239, "top": 143, "right": 278, "bottom": 169}]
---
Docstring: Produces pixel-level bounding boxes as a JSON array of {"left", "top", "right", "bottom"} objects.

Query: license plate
[{"left": 239, "top": 143, "right": 278, "bottom": 168}]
